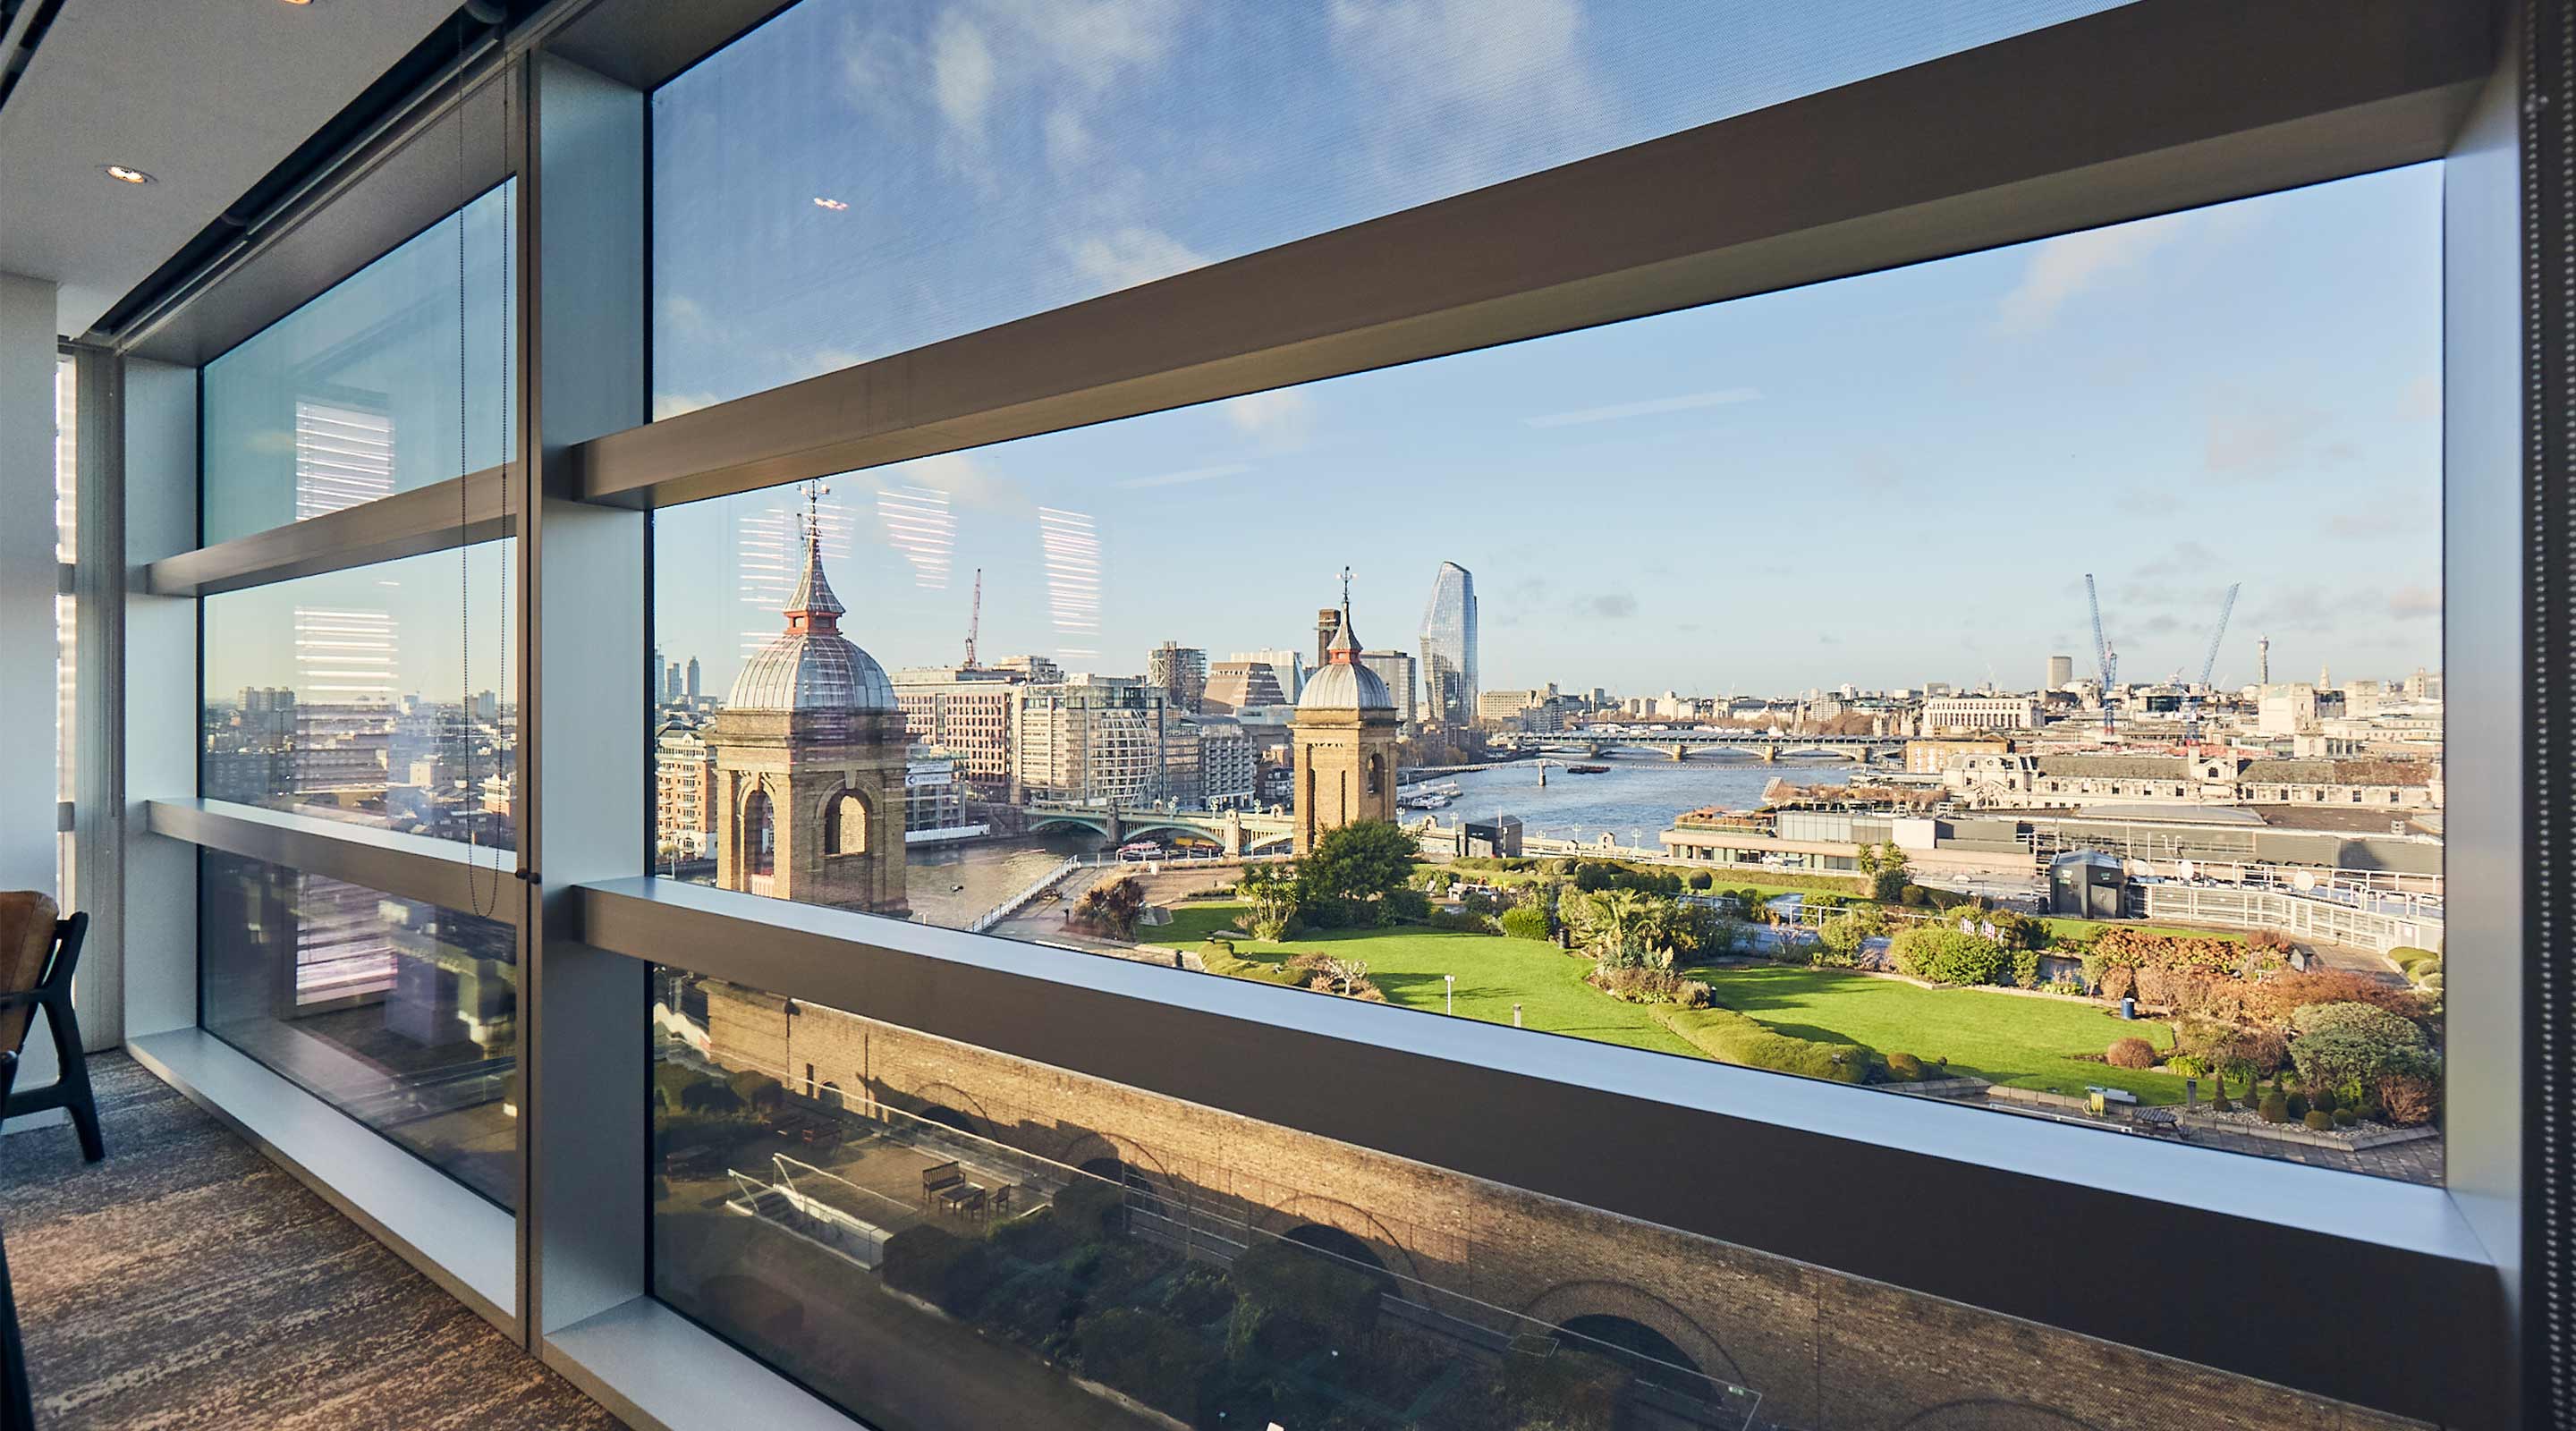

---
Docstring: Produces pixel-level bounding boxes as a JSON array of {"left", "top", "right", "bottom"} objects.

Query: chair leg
[{"left": 43, "top": 999, "right": 101, "bottom": 1164}]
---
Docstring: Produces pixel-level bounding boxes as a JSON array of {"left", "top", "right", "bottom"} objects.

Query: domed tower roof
[
  {"left": 1298, "top": 569, "right": 1395, "bottom": 714},
  {"left": 726, "top": 509, "right": 897, "bottom": 713}
]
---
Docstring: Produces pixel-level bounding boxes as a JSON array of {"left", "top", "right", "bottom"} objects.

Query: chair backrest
[{"left": 0, "top": 893, "right": 59, "bottom": 1056}]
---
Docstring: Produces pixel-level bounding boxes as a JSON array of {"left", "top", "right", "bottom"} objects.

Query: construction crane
[
  {"left": 962, "top": 567, "right": 983, "bottom": 669},
  {"left": 2084, "top": 573, "right": 2118, "bottom": 737},
  {"left": 2182, "top": 582, "right": 2241, "bottom": 747}
]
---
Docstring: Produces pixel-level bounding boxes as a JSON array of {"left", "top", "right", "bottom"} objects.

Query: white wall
[{"left": 0, "top": 271, "right": 64, "bottom": 1126}]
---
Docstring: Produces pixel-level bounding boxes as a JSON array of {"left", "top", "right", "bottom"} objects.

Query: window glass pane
[
  {"left": 651, "top": 165, "right": 2443, "bottom": 1181},
  {"left": 201, "top": 182, "right": 515, "bottom": 545},
  {"left": 203, "top": 849, "right": 519, "bottom": 1209},
  {"left": 652, "top": 970, "right": 2427, "bottom": 1429},
  {"left": 650, "top": 0, "right": 2131, "bottom": 415},
  {"left": 55, "top": 354, "right": 75, "bottom": 903},
  {"left": 203, "top": 541, "right": 517, "bottom": 851}
]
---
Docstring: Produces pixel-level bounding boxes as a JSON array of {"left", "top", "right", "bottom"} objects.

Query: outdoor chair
[{"left": 0, "top": 893, "right": 102, "bottom": 1163}]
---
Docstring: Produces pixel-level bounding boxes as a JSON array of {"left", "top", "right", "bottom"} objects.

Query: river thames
[{"left": 1432, "top": 753, "right": 1855, "bottom": 846}]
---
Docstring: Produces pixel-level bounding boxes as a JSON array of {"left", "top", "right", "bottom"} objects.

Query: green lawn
[
  {"left": 1157, "top": 902, "right": 1704, "bottom": 1059},
  {"left": 2038, "top": 917, "right": 2245, "bottom": 946},
  {"left": 1687, "top": 965, "right": 2189, "bottom": 1104}
]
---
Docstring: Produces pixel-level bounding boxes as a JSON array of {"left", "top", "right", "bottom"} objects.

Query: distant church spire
[
  {"left": 784, "top": 483, "right": 843, "bottom": 633},
  {"left": 1326, "top": 565, "right": 1362, "bottom": 665}
]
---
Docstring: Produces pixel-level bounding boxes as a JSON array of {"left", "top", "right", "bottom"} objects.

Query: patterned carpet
[{"left": 0, "top": 1053, "right": 622, "bottom": 1430}]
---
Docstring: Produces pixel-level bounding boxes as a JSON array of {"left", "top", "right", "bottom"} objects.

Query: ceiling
[{"left": 0, "top": 0, "right": 460, "bottom": 339}]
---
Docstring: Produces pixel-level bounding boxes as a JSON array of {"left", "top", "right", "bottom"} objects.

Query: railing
[
  {"left": 967, "top": 855, "right": 1083, "bottom": 933},
  {"left": 2131, "top": 883, "right": 2443, "bottom": 954}
]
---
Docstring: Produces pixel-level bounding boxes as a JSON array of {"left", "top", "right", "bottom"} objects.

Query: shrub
[
  {"left": 2011, "top": 947, "right": 2043, "bottom": 989},
  {"left": 2333, "top": 1108, "right": 2358, "bottom": 1128},
  {"left": 2095, "top": 964, "right": 2136, "bottom": 1003},
  {"left": 2165, "top": 1054, "right": 2204, "bottom": 1078},
  {"left": 1898, "top": 885, "right": 1931, "bottom": 908},
  {"left": 881, "top": 1225, "right": 1005, "bottom": 1316},
  {"left": 1653, "top": 1006, "right": 1877, "bottom": 1083},
  {"left": 2209, "top": 1082, "right": 2233, "bottom": 1112},
  {"left": 2247, "top": 970, "right": 2428, "bottom": 1029},
  {"left": 1200, "top": 950, "right": 1295, "bottom": 985},
  {"left": 2375, "top": 1071, "right": 2439, "bottom": 1126},
  {"left": 2309, "top": 1085, "right": 2339, "bottom": 1115},
  {"left": 1497, "top": 904, "right": 1553, "bottom": 942},
  {"left": 2303, "top": 1109, "right": 2336, "bottom": 1132},
  {"left": 1888, "top": 927, "right": 2008, "bottom": 986},
  {"left": 2389, "top": 945, "right": 2441, "bottom": 976},
  {"left": 1816, "top": 906, "right": 1887, "bottom": 967},
  {"left": 1229, "top": 1239, "right": 1384, "bottom": 1347},
  {"left": 1885, "top": 1052, "right": 1927, "bottom": 1082},
  {"left": 1686, "top": 870, "right": 1714, "bottom": 890},
  {"left": 1072, "top": 876, "right": 1148, "bottom": 938},
  {"left": 1074, "top": 1308, "right": 1208, "bottom": 1419},
  {"left": 2288, "top": 1002, "right": 2436, "bottom": 1093},
  {"left": 2105, "top": 1037, "right": 2157, "bottom": 1070},
  {"left": 2258, "top": 1091, "right": 2290, "bottom": 1123},
  {"left": 2285, "top": 1090, "right": 2309, "bottom": 1120},
  {"left": 2247, "top": 928, "right": 2297, "bottom": 954},
  {"left": 2089, "top": 927, "right": 2246, "bottom": 978}
]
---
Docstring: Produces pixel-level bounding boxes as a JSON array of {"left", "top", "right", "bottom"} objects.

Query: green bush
[
  {"left": 1074, "top": 1308, "right": 1208, "bottom": 1420},
  {"left": 2165, "top": 1054, "right": 2205, "bottom": 1078},
  {"left": 1685, "top": 870, "right": 1714, "bottom": 890},
  {"left": 2011, "top": 947, "right": 2044, "bottom": 989},
  {"left": 1652, "top": 1006, "right": 1878, "bottom": 1083},
  {"left": 1888, "top": 927, "right": 2009, "bottom": 986},
  {"left": 1200, "top": 950, "right": 1295, "bottom": 985},
  {"left": 881, "top": 1224, "right": 1006, "bottom": 1316},
  {"left": 1816, "top": 906, "right": 1887, "bottom": 967},
  {"left": 2333, "top": 1108, "right": 2358, "bottom": 1128},
  {"left": 2285, "top": 1090, "right": 2309, "bottom": 1120},
  {"left": 2302, "top": 1109, "right": 2335, "bottom": 1132},
  {"left": 2289, "top": 1001, "right": 2437, "bottom": 1092},
  {"left": 1228, "top": 1239, "right": 1385, "bottom": 1347},
  {"left": 1053, "top": 1177, "right": 1129, "bottom": 1240},
  {"left": 1497, "top": 904, "right": 1553, "bottom": 942},
  {"left": 1885, "top": 1052, "right": 1927, "bottom": 1082},
  {"left": 2258, "top": 1091, "right": 2290, "bottom": 1123}
]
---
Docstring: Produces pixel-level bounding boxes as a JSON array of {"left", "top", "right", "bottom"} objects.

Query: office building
[
  {"left": 2047, "top": 655, "right": 2075, "bottom": 690},
  {"left": 1419, "top": 560, "right": 1478, "bottom": 725},
  {"left": 1013, "top": 674, "right": 1172, "bottom": 806},
  {"left": 891, "top": 665, "right": 1022, "bottom": 797},
  {"left": 1145, "top": 640, "right": 1208, "bottom": 713}
]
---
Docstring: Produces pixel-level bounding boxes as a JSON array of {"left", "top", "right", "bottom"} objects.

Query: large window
[
  {"left": 652, "top": 970, "right": 2415, "bottom": 1431},
  {"left": 652, "top": 165, "right": 2444, "bottom": 1181},
  {"left": 201, "top": 542, "right": 518, "bottom": 851},
  {"left": 648, "top": 0, "right": 2132, "bottom": 415},
  {"left": 201, "top": 851, "right": 519, "bottom": 1208},
  {"left": 200, "top": 183, "right": 515, "bottom": 546}
]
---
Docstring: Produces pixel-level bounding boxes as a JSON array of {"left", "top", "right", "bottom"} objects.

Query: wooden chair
[{"left": 0, "top": 894, "right": 101, "bottom": 1164}]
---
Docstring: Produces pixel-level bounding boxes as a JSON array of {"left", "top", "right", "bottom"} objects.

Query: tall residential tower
[{"left": 1419, "top": 560, "right": 1478, "bottom": 726}]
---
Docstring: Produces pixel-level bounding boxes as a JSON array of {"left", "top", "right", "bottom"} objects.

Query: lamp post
[{"left": 1444, "top": 974, "right": 1455, "bottom": 1015}]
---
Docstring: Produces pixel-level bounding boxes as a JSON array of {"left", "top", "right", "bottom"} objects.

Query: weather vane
[
  {"left": 805, "top": 480, "right": 831, "bottom": 544},
  {"left": 1339, "top": 564, "right": 1352, "bottom": 608}
]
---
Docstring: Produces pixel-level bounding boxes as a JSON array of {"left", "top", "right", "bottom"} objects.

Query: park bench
[{"left": 922, "top": 1160, "right": 986, "bottom": 1215}]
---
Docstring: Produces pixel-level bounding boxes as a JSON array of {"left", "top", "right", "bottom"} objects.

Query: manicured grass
[
  {"left": 1687, "top": 965, "right": 2189, "bottom": 1104},
  {"left": 2039, "top": 917, "right": 2246, "bottom": 946},
  {"left": 1157, "top": 902, "right": 1705, "bottom": 1059}
]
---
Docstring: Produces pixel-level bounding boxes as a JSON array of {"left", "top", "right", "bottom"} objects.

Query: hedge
[
  {"left": 1200, "top": 948, "right": 1298, "bottom": 985},
  {"left": 1497, "top": 905, "right": 1553, "bottom": 942},
  {"left": 1652, "top": 1006, "right": 1878, "bottom": 1083},
  {"left": 1888, "top": 927, "right": 2009, "bottom": 986},
  {"left": 1229, "top": 1239, "right": 1385, "bottom": 1344},
  {"left": 1073, "top": 1308, "right": 1208, "bottom": 1420}
]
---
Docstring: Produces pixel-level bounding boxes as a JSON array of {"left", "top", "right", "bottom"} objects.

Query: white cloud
[
  {"left": 1995, "top": 211, "right": 2190, "bottom": 334},
  {"left": 1064, "top": 226, "right": 1210, "bottom": 292},
  {"left": 1223, "top": 389, "right": 1316, "bottom": 448},
  {"left": 1524, "top": 388, "right": 1758, "bottom": 428},
  {"left": 1112, "top": 462, "right": 1253, "bottom": 491},
  {"left": 1044, "top": 106, "right": 1095, "bottom": 172},
  {"left": 652, "top": 390, "right": 724, "bottom": 421},
  {"left": 2204, "top": 401, "right": 2325, "bottom": 474},
  {"left": 883, "top": 451, "right": 1028, "bottom": 512},
  {"left": 1326, "top": 0, "right": 1602, "bottom": 199},
  {"left": 1330, "top": 0, "right": 1581, "bottom": 106},
  {"left": 930, "top": 12, "right": 996, "bottom": 139},
  {"left": 2388, "top": 585, "right": 2441, "bottom": 621}
]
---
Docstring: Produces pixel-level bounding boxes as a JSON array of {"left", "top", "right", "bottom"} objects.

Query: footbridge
[
  {"left": 1021, "top": 802, "right": 1297, "bottom": 854},
  {"left": 1489, "top": 730, "right": 1904, "bottom": 764}
]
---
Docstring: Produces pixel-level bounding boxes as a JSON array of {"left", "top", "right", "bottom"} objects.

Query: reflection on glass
[
  {"left": 202, "top": 851, "right": 518, "bottom": 1208},
  {"left": 202, "top": 541, "right": 517, "bottom": 851},
  {"left": 202, "top": 182, "right": 514, "bottom": 545},
  {"left": 650, "top": 166, "right": 2445, "bottom": 1182},
  {"left": 649, "top": 0, "right": 2132, "bottom": 414},
  {"left": 651, "top": 971, "right": 2420, "bottom": 1430}
]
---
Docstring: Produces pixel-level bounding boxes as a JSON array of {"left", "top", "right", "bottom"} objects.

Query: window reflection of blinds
[{"left": 294, "top": 401, "right": 395, "bottom": 521}]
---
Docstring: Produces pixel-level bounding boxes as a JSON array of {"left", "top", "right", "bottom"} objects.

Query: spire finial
[
  {"left": 1326, "top": 566, "right": 1362, "bottom": 664},
  {"left": 1339, "top": 565, "right": 1352, "bottom": 612}
]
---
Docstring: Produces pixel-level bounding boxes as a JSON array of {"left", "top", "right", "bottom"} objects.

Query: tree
[
  {"left": 677, "top": 1078, "right": 745, "bottom": 1117},
  {"left": 1855, "top": 840, "right": 1910, "bottom": 903},
  {"left": 1074, "top": 875, "right": 1147, "bottom": 937},
  {"left": 1297, "top": 820, "right": 1421, "bottom": 926},
  {"left": 1237, "top": 864, "right": 1301, "bottom": 940}
]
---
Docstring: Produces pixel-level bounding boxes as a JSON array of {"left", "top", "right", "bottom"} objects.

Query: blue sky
[{"left": 209, "top": 1, "right": 2445, "bottom": 705}]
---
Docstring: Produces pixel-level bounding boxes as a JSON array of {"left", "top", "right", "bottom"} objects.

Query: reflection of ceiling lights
[
  {"left": 813, "top": 197, "right": 849, "bottom": 211},
  {"left": 101, "top": 165, "right": 155, "bottom": 184}
]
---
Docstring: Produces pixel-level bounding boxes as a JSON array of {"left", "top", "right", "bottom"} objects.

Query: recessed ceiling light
[
  {"left": 813, "top": 197, "right": 849, "bottom": 211},
  {"left": 101, "top": 165, "right": 154, "bottom": 184}
]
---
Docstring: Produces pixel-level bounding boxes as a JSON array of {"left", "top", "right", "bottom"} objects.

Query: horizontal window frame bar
[
  {"left": 541, "top": 1296, "right": 855, "bottom": 1431},
  {"left": 150, "top": 799, "right": 523, "bottom": 925},
  {"left": 573, "top": 0, "right": 2493, "bottom": 511},
  {"left": 579, "top": 876, "right": 2501, "bottom": 1424},
  {"left": 126, "top": 1028, "right": 518, "bottom": 1334},
  {"left": 147, "top": 467, "right": 514, "bottom": 597}
]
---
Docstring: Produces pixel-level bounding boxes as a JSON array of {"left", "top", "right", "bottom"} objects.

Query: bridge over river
[
  {"left": 1488, "top": 730, "right": 1904, "bottom": 764},
  {"left": 1021, "top": 802, "right": 1297, "bottom": 854}
]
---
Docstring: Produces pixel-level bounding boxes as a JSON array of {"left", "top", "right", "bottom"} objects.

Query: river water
[{"left": 1430, "top": 753, "right": 1854, "bottom": 847}]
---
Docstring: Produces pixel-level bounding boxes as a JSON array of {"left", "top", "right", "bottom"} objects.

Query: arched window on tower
[
  {"left": 826, "top": 791, "right": 869, "bottom": 856},
  {"left": 1366, "top": 752, "right": 1385, "bottom": 799},
  {"left": 742, "top": 788, "right": 775, "bottom": 876}
]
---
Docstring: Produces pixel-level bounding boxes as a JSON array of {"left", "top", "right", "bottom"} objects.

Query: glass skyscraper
[{"left": 1419, "top": 560, "right": 1478, "bottom": 726}]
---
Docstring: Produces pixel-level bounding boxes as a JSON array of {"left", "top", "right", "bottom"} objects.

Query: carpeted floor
[{"left": 0, "top": 1052, "right": 623, "bottom": 1430}]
